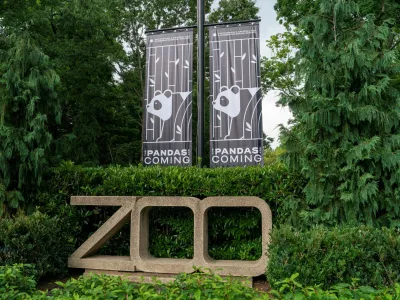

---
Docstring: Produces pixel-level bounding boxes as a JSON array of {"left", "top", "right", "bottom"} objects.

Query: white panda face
[
  {"left": 212, "top": 86, "right": 241, "bottom": 118},
  {"left": 147, "top": 92, "right": 172, "bottom": 121}
]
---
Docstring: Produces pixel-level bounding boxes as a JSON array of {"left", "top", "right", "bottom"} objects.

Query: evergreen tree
[
  {"left": 208, "top": 0, "right": 259, "bottom": 23},
  {"left": 0, "top": 32, "right": 60, "bottom": 214},
  {"left": 43, "top": 0, "right": 127, "bottom": 165},
  {"left": 281, "top": 0, "right": 400, "bottom": 225}
]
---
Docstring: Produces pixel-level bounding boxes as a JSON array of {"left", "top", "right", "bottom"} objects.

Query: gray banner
[
  {"left": 209, "top": 24, "right": 264, "bottom": 167},
  {"left": 142, "top": 30, "right": 193, "bottom": 166}
]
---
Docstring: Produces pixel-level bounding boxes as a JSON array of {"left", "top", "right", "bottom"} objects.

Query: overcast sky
[
  {"left": 211, "top": 0, "right": 292, "bottom": 148},
  {"left": 256, "top": 0, "right": 292, "bottom": 149}
]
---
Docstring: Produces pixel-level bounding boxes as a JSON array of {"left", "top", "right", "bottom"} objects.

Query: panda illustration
[
  {"left": 212, "top": 85, "right": 261, "bottom": 140},
  {"left": 212, "top": 85, "right": 241, "bottom": 118},
  {"left": 147, "top": 90, "right": 173, "bottom": 121},
  {"left": 146, "top": 90, "right": 192, "bottom": 142},
  {"left": 212, "top": 85, "right": 243, "bottom": 139}
]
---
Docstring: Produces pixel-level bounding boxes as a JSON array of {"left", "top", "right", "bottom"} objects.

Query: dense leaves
[
  {"left": 273, "top": 0, "right": 400, "bottom": 226},
  {"left": 267, "top": 225, "right": 400, "bottom": 288},
  {"left": 0, "top": 31, "right": 61, "bottom": 215},
  {"left": 0, "top": 212, "right": 76, "bottom": 279},
  {"left": 1, "top": 265, "right": 400, "bottom": 299},
  {"left": 39, "top": 162, "right": 305, "bottom": 224},
  {"left": 208, "top": 0, "right": 259, "bottom": 23},
  {"left": 36, "top": 163, "right": 305, "bottom": 259},
  {"left": 0, "top": 264, "right": 37, "bottom": 300}
]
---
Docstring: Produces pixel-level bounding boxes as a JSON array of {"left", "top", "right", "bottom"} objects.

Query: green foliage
[
  {"left": 1, "top": 268, "right": 399, "bottom": 299},
  {"left": 0, "top": 264, "right": 37, "bottom": 299},
  {"left": 40, "top": 162, "right": 304, "bottom": 226},
  {"left": 41, "top": 0, "right": 129, "bottom": 165},
  {"left": 36, "top": 163, "right": 305, "bottom": 259},
  {"left": 261, "top": 31, "right": 301, "bottom": 99},
  {"left": 208, "top": 0, "right": 259, "bottom": 23},
  {"left": 278, "top": 0, "right": 400, "bottom": 226},
  {"left": 47, "top": 274, "right": 141, "bottom": 299},
  {"left": 275, "top": 0, "right": 400, "bottom": 29},
  {"left": 264, "top": 147, "right": 286, "bottom": 166},
  {"left": 46, "top": 271, "right": 265, "bottom": 299},
  {"left": 269, "top": 273, "right": 400, "bottom": 299},
  {"left": 0, "top": 212, "right": 76, "bottom": 279},
  {"left": 267, "top": 225, "right": 400, "bottom": 289},
  {"left": 0, "top": 31, "right": 61, "bottom": 215}
]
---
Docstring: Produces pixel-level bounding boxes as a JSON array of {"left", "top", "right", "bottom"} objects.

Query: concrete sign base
[
  {"left": 84, "top": 269, "right": 253, "bottom": 287},
  {"left": 68, "top": 196, "right": 272, "bottom": 277}
]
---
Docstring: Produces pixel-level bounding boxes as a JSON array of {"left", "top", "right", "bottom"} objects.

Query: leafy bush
[
  {"left": 267, "top": 225, "right": 400, "bottom": 288},
  {"left": 39, "top": 162, "right": 305, "bottom": 224},
  {"left": 0, "top": 212, "right": 76, "bottom": 279},
  {"left": 269, "top": 273, "right": 400, "bottom": 299},
  {"left": 2, "top": 269, "right": 399, "bottom": 299},
  {"left": 47, "top": 272, "right": 266, "bottom": 299},
  {"left": 35, "top": 162, "right": 305, "bottom": 260},
  {"left": 1, "top": 266, "right": 399, "bottom": 299},
  {"left": 0, "top": 264, "right": 37, "bottom": 296}
]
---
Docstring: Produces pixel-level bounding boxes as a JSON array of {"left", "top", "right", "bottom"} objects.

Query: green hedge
[
  {"left": 1, "top": 265, "right": 400, "bottom": 299},
  {"left": 0, "top": 212, "right": 76, "bottom": 279},
  {"left": 267, "top": 225, "right": 400, "bottom": 288},
  {"left": 35, "top": 162, "right": 305, "bottom": 260},
  {"left": 39, "top": 162, "right": 304, "bottom": 222}
]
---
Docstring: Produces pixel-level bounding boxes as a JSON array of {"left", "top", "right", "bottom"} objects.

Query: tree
[
  {"left": 261, "top": 30, "right": 302, "bottom": 107},
  {"left": 42, "top": 0, "right": 128, "bottom": 165},
  {"left": 263, "top": 133, "right": 274, "bottom": 150},
  {"left": 208, "top": 0, "right": 259, "bottom": 23},
  {"left": 0, "top": 0, "right": 132, "bottom": 166},
  {"left": 279, "top": 0, "right": 400, "bottom": 226},
  {"left": 0, "top": 32, "right": 61, "bottom": 214}
]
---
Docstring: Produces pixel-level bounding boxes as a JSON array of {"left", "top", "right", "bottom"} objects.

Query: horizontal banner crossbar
[{"left": 145, "top": 19, "right": 261, "bottom": 34}]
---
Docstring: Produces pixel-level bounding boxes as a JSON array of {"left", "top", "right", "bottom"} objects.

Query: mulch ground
[
  {"left": 37, "top": 269, "right": 84, "bottom": 291},
  {"left": 253, "top": 275, "right": 271, "bottom": 292}
]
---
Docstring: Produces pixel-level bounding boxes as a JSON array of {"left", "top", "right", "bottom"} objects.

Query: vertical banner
[
  {"left": 208, "top": 24, "right": 264, "bottom": 167},
  {"left": 142, "top": 30, "right": 193, "bottom": 166}
]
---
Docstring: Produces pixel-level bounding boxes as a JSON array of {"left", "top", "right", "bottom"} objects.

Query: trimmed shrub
[
  {"left": 38, "top": 162, "right": 305, "bottom": 225},
  {"left": 0, "top": 212, "right": 76, "bottom": 279},
  {"left": 35, "top": 162, "right": 305, "bottom": 260},
  {"left": 267, "top": 225, "right": 400, "bottom": 288}
]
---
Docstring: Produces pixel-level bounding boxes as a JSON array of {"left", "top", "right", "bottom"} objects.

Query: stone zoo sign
[{"left": 68, "top": 196, "right": 272, "bottom": 279}]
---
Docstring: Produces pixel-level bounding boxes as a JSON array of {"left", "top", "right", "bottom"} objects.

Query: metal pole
[{"left": 197, "top": 0, "right": 205, "bottom": 167}]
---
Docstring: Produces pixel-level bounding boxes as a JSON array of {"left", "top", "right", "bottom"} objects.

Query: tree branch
[{"left": 390, "top": 39, "right": 400, "bottom": 50}]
